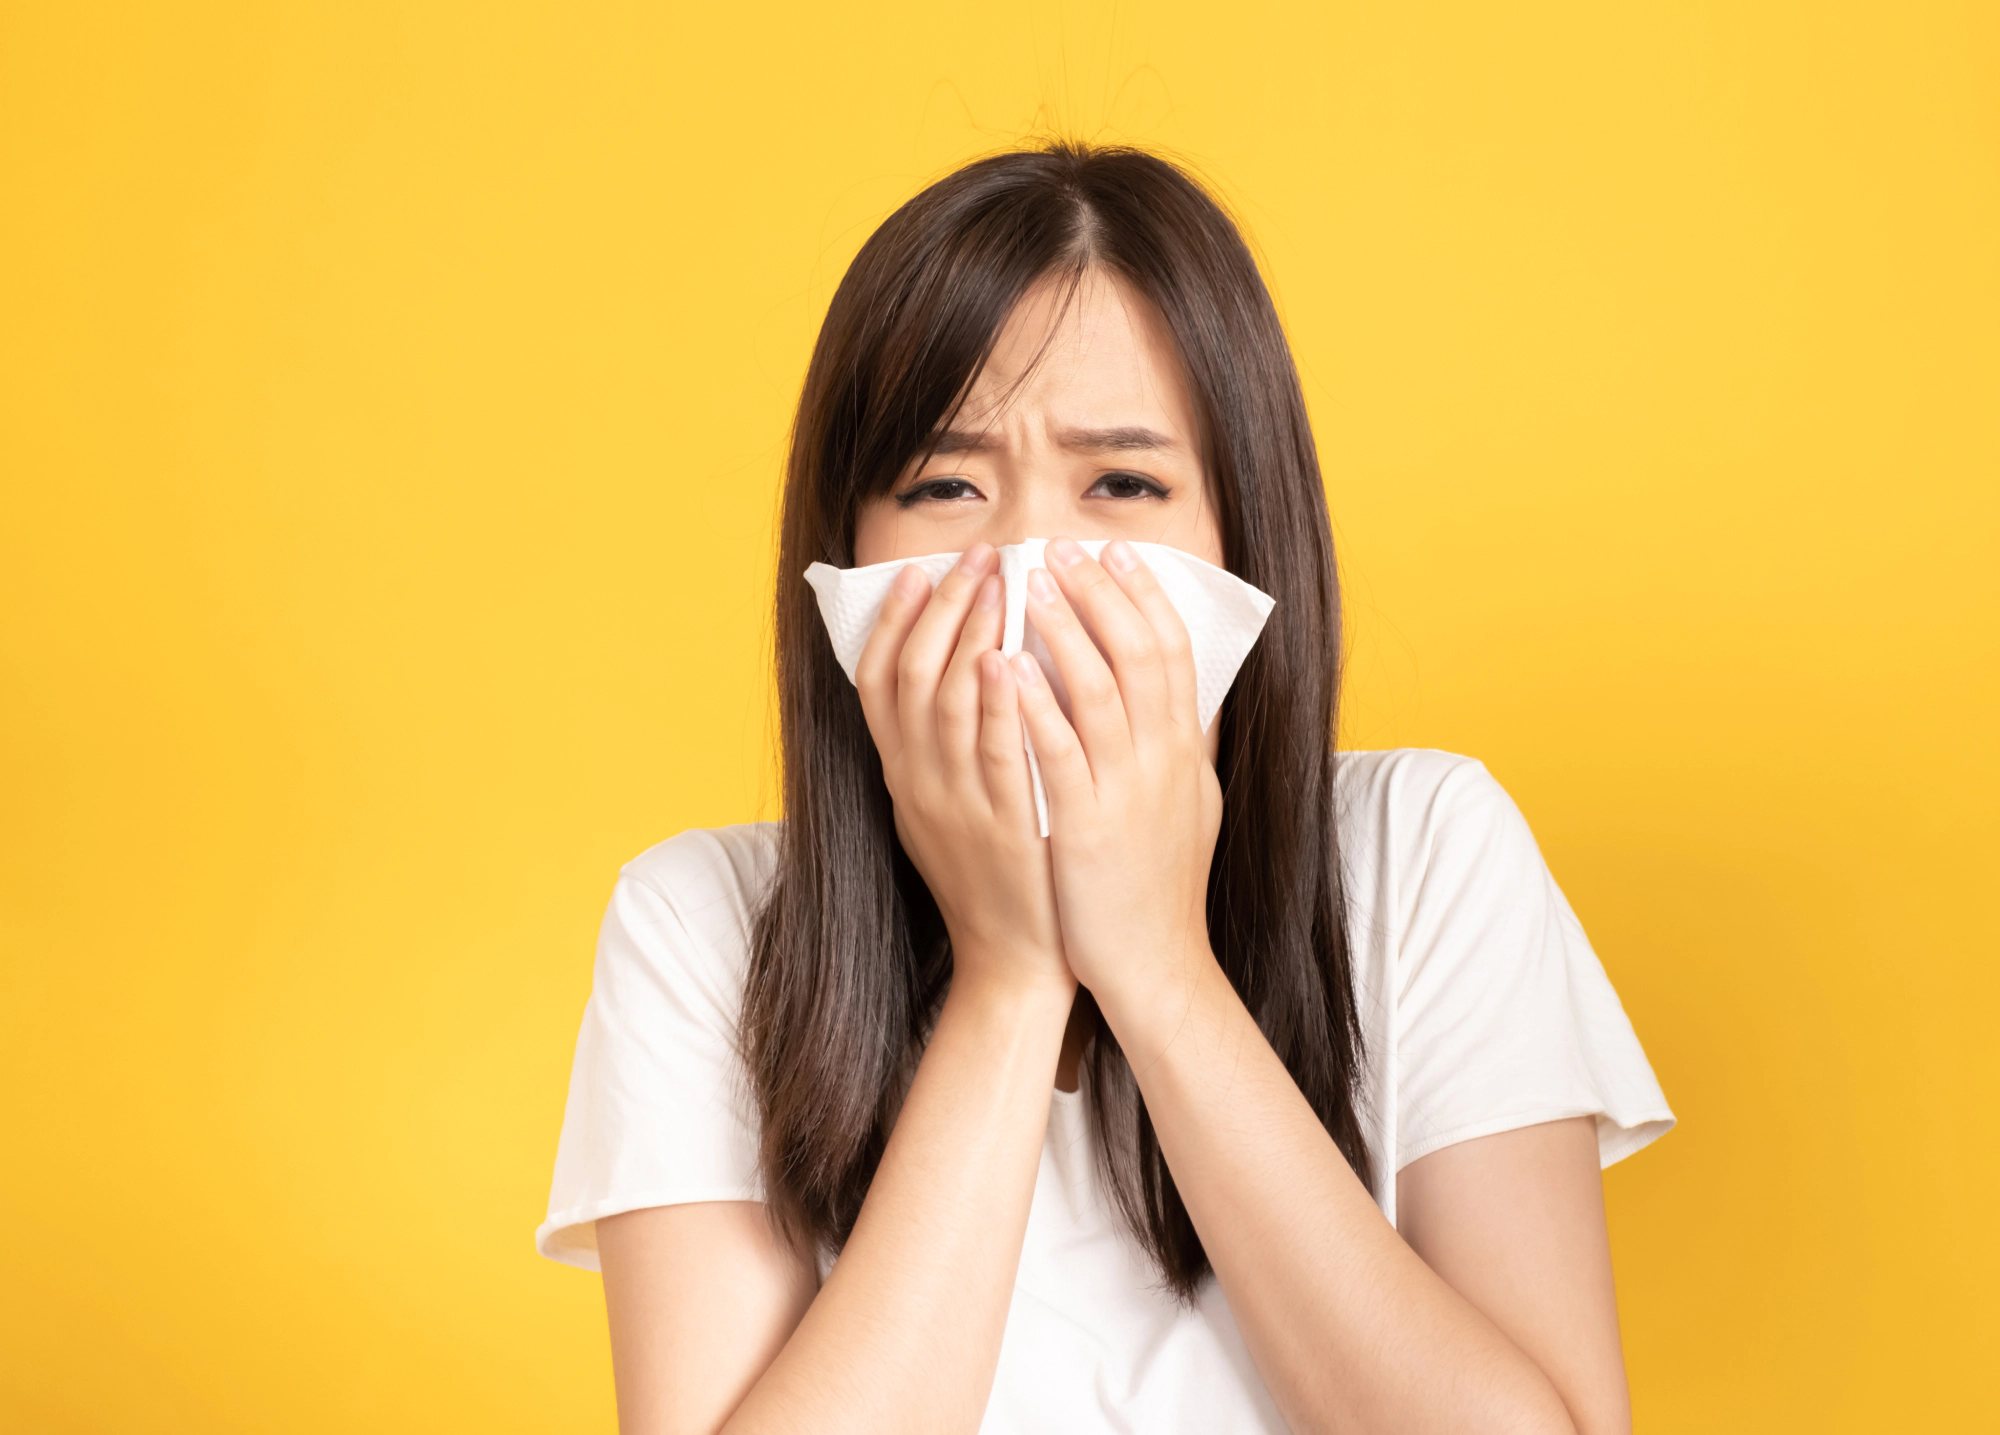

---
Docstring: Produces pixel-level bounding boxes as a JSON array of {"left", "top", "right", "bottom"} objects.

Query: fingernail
[
  {"left": 1010, "top": 652, "right": 1042, "bottom": 684},
  {"left": 1048, "top": 536, "right": 1085, "bottom": 567},
  {"left": 1027, "top": 567, "right": 1058, "bottom": 603},
  {"left": 894, "top": 564, "right": 929, "bottom": 597},
  {"left": 1104, "top": 539, "right": 1139, "bottom": 572},
  {"left": 958, "top": 541, "right": 995, "bottom": 573},
  {"left": 976, "top": 573, "right": 1001, "bottom": 610}
]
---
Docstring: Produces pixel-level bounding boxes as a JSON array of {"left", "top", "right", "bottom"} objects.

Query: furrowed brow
[
  {"left": 1058, "top": 426, "right": 1177, "bottom": 453},
  {"left": 928, "top": 428, "right": 1004, "bottom": 455}
]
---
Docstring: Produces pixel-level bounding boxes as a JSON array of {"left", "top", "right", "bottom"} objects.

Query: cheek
[
  {"left": 850, "top": 498, "right": 899, "bottom": 567},
  {"left": 1190, "top": 505, "right": 1226, "bottom": 569},
  {"left": 1163, "top": 483, "right": 1226, "bottom": 569}
]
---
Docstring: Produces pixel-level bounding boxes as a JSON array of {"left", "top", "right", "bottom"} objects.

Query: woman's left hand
[{"left": 1004, "top": 535, "right": 1225, "bottom": 1060}]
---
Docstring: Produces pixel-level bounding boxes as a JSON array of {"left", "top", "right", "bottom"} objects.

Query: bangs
[{"left": 803, "top": 159, "right": 1102, "bottom": 542}]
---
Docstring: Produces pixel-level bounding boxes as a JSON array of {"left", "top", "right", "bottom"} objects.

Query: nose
[{"left": 975, "top": 462, "right": 1078, "bottom": 547}]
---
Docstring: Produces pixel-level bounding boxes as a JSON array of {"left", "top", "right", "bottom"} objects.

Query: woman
[{"left": 538, "top": 142, "right": 1672, "bottom": 1435}]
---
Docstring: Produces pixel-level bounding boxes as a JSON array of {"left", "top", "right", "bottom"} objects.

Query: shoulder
[
  {"left": 541, "top": 828, "right": 779, "bottom": 1265},
  {"left": 1335, "top": 745, "right": 1493, "bottom": 805},
  {"left": 597, "top": 822, "right": 782, "bottom": 998},
  {"left": 619, "top": 822, "right": 783, "bottom": 928},
  {"left": 1335, "top": 751, "right": 1675, "bottom": 1175},
  {"left": 1335, "top": 747, "right": 1525, "bottom": 861},
  {"left": 1333, "top": 748, "right": 1552, "bottom": 957}
]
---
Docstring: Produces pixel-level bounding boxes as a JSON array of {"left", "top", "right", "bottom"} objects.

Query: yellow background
[{"left": 3, "top": 1, "right": 1995, "bottom": 1429}]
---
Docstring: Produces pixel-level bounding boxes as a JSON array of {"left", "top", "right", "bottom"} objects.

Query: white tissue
[{"left": 803, "top": 539, "right": 1275, "bottom": 836}]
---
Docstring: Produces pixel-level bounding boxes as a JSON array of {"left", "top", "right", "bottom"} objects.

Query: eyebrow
[
  {"left": 929, "top": 428, "right": 1004, "bottom": 455},
  {"left": 1059, "top": 425, "right": 1177, "bottom": 453},
  {"left": 927, "top": 425, "right": 1177, "bottom": 456}
]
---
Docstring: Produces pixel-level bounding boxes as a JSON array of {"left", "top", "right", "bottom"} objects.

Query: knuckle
[
  {"left": 941, "top": 695, "right": 978, "bottom": 732},
  {"left": 1121, "top": 632, "right": 1159, "bottom": 666},
  {"left": 1076, "top": 671, "right": 1118, "bottom": 706},
  {"left": 1039, "top": 596, "right": 1078, "bottom": 630}
]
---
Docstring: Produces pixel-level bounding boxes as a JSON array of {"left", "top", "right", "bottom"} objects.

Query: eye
[
  {"left": 896, "top": 476, "right": 985, "bottom": 508},
  {"left": 1087, "top": 471, "right": 1171, "bottom": 501}
]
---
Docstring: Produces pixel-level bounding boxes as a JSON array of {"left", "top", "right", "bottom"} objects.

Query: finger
[
  {"left": 937, "top": 573, "right": 1005, "bottom": 794},
  {"left": 1098, "top": 538, "right": 1199, "bottom": 738},
  {"left": 853, "top": 561, "right": 933, "bottom": 764},
  {"left": 977, "top": 650, "right": 1037, "bottom": 832},
  {"left": 1043, "top": 536, "right": 1174, "bottom": 740},
  {"left": 1009, "top": 649, "right": 1096, "bottom": 811},
  {"left": 1024, "top": 561, "right": 1134, "bottom": 770},
  {"left": 895, "top": 544, "right": 997, "bottom": 755}
]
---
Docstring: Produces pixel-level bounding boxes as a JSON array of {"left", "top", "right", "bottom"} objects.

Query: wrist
[
  {"left": 1090, "top": 947, "right": 1231, "bottom": 1072},
  {"left": 943, "top": 955, "right": 1077, "bottom": 1023}
]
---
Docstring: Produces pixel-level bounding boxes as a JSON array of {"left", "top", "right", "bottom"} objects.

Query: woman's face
[{"left": 852, "top": 269, "right": 1225, "bottom": 568}]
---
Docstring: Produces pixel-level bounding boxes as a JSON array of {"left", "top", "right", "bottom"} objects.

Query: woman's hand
[
  {"left": 1008, "top": 536, "right": 1224, "bottom": 1057},
  {"left": 855, "top": 543, "right": 1072, "bottom": 1001}
]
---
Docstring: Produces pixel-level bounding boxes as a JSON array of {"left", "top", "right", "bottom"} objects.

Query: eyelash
[
  {"left": 894, "top": 472, "right": 1172, "bottom": 507},
  {"left": 1090, "top": 471, "right": 1171, "bottom": 501},
  {"left": 895, "top": 477, "right": 980, "bottom": 507}
]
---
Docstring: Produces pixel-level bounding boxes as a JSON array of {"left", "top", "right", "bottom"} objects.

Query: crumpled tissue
[{"left": 803, "top": 538, "right": 1275, "bottom": 835}]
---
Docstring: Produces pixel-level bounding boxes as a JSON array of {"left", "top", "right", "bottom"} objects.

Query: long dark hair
[{"left": 745, "top": 141, "right": 1368, "bottom": 1298}]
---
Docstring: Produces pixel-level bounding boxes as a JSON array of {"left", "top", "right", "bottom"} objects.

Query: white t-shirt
[{"left": 538, "top": 748, "right": 1674, "bottom": 1431}]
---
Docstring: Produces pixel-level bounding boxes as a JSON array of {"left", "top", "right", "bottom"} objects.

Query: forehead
[{"left": 956, "top": 269, "right": 1197, "bottom": 433}]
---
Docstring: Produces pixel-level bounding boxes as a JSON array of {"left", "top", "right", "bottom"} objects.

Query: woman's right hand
[{"left": 854, "top": 543, "right": 1072, "bottom": 1000}]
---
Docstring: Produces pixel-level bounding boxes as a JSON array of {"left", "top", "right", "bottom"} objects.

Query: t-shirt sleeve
[
  {"left": 535, "top": 834, "right": 766, "bottom": 1271},
  {"left": 1392, "top": 759, "right": 1674, "bottom": 1171}
]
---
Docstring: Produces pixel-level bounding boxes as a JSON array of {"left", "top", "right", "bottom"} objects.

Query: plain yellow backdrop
[{"left": 2, "top": 1, "right": 1995, "bottom": 1429}]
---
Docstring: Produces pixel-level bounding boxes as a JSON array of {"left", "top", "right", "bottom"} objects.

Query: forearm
[
  {"left": 1105, "top": 961, "right": 1576, "bottom": 1435},
  {"left": 723, "top": 970, "right": 1072, "bottom": 1435}
]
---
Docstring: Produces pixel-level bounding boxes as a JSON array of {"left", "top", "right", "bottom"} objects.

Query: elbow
[
  {"left": 1455, "top": 1370, "right": 1578, "bottom": 1435},
  {"left": 1509, "top": 1385, "right": 1582, "bottom": 1435}
]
